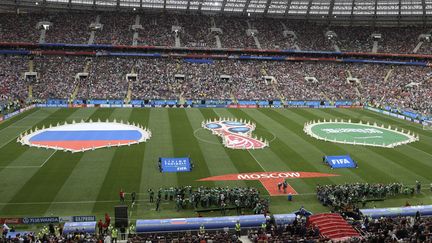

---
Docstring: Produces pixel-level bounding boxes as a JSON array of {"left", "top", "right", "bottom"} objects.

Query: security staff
[
  {"left": 261, "top": 222, "right": 267, "bottom": 233},
  {"left": 111, "top": 227, "right": 118, "bottom": 243},
  {"left": 199, "top": 224, "right": 205, "bottom": 235},
  {"left": 235, "top": 220, "right": 241, "bottom": 237}
]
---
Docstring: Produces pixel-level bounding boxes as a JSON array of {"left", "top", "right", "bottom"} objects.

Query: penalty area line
[
  {"left": 0, "top": 199, "right": 171, "bottom": 206},
  {"left": 0, "top": 150, "right": 56, "bottom": 169},
  {"left": 39, "top": 150, "right": 56, "bottom": 167},
  {"left": 248, "top": 150, "right": 266, "bottom": 172}
]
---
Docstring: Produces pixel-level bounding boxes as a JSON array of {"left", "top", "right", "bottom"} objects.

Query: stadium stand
[
  {"left": 0, "top": 12, "right": 430, "bottom": 53},
  {"left": 1, "top": 55, "right": 431, "bottom": 116},
  {"left": 2, "top": 212, "right": 430, "bottom": 242},
  {"left": 0, "top": 2, "right": 432, "bottom": 241}
]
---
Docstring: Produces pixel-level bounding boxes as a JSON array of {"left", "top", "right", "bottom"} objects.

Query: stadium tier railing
[
  {"left": 0, "top": 49, "right": 429, "bottom": 67},
  {"left": 2, "top": 41, "right": 432, "bottom": 61}
]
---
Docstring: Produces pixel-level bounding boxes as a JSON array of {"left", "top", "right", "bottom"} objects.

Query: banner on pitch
[
  {"left": 160, "top": 157, "right": 191, "bottom": 172},
  {"left": 324, "top": 155, "right": 357, "bottom": 169}
]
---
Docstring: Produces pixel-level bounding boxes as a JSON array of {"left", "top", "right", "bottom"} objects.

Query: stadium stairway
[
  {"left": 124, "top": 83, "right": 132, "bottom": 104},
  {"left": 271, "top": 81, "right": 285, "bottom": 104},
  {"left": 28, "top": 60, "right": 34, "bottom": 100},
  {"left": 307, "top": 213, "right": 359, "bottom": 240},
  {"left": 230, "top": 92, "right": 238, "bottom": 104},
  {"left": 239, "top": 236, "right": 253, "bottom": 243},
  {"left": 384, "top": 68, "right": 393, "bottom": 82},
  {"left": 28, "top": 85, "right": 33, "bottom": 100}
]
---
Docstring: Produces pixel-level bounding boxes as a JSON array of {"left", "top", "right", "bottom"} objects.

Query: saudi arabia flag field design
[{"left": 304, "top": 120, "right": 418, "bottom": 148}]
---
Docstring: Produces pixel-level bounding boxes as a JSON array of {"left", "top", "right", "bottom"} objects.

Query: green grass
[{"left": 0, "top": 107, "right": 431, "bottom": 221}]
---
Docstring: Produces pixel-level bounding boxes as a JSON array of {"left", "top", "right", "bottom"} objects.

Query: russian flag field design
[{"left": 19, "top": 121, "right": 152, "bottom": 152}]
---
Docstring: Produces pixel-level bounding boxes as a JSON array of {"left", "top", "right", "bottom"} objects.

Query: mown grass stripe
[
  {"left": 337, "top": 108, "right": 432, "bottom": 155},
  {"left": 0, "top": 107, "right": 39, "bottom": 131},
  {"left": 0, "top": 108, "right": 64, "bottom": 169},
  {"left": 0, "top": 107, "right": 430, "bottom": 218},
  {"left": 283, "top": 108, "right": 400, "bottom": 183},
  {"left": 0, "top": 109, "right": 98, "bottom": 212},
  {"left": 91, "top": 108, "right": 148, "bottom": 217},
  {"left": 0, "top": 108, "right": 115, "bottom": 217},
  {"left": 0, "top": 109, "right": 61, "bottom": 168},
  {"left": 226, "top": 108, "right": 336, "bottom": 212},
  {"left": 321, "top": 108, "right": 431, "bottom": 184},
  {"left": 186, "top": 109, "right": 247, "bottom": 187},
  {"left": 137, "top": 109, "right": 179, "bottom": 219},
  {"left": 168, "top": 109, "right": 213, "bottom": 186},
  {"left": 238, "top": 109, "right": 343, "bottom": 188},
  {"left": 45, "top": 108, "right": 129, "bottom": 218},
  {"left": 290, "top": 108, "right": 406, "bottom": 183},
  {"left": 332, "top": 108, "right": 431, "bottom": 144},
  {"left": 200, "top": 108, "right": 267, "bottom": 193}
]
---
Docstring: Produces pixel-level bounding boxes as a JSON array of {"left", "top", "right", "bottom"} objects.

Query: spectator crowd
[
  {"left": 1, "top": 55, "right": 430, "bottom": 116},
  {"left": 2, "top": 213, "right": 431, "bottom": 242},
  {"left": 1, "top": 12, "right": 432, "bottom": 54}
]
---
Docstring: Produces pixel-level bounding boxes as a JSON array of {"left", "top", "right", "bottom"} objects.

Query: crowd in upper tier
[
  {"left": 1, "top": 55, "right": 431, "bottom": 115},
  {"left": 1, "top": 12, "right": 432, "bottom": 54}
]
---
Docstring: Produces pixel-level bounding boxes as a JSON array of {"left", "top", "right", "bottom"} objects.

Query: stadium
[{"left": 0, "top": 0, "right": 432, "bottom": 241}]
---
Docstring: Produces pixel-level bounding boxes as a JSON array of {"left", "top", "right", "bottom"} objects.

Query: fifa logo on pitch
[{"left": 331, "top": 159, "right": 351, "bottom": 165}]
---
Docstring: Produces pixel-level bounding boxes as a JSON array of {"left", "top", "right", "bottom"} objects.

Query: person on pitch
[
  {"left": 119, "top": 189, "right": 125, "bottom": 203},
  {"left": 148, "top": 188, "right": 154, "bottom": 203},
  {"left": 131, "top": 191, "right": 136, "bottom": 205},
  {"left": 104, "top": 213, "right": 111, "bottom": 234},
  {"left": 105, "top": 213, "right": 111, "bottom": 227},
  {"left": 288, "top": 192, "right": 292, "bottom": 201},
  {"left": 156, "top": 197, "right": 161, "bottom": 211},
  {"left": 416, "top": 181, "right": 421, "bottom": 194},
  {"left": 97, "top": 219, "right": 104, "bottom": 236}
]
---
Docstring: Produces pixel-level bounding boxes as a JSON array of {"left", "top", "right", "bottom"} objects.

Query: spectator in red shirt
[
  {"left": 105, "top": 213, "right": 111, "bottom": 226},
  {"left": 119, "top": 189, "right": 125, "bottom": 203},
  {"left": 97, "top": 219, "right": 103, "bottom": 236}
]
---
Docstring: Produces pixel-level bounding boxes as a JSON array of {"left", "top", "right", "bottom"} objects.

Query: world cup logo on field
[{"left": 202, "top": 118, "right": 268, "bottom": 150}]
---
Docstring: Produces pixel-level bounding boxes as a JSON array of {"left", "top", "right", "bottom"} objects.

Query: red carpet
[
  {"left": 260, "top": 178, "right": 298, "bottom": 196},
  {"left": 307, "top": 213, "right": 360, "bottom": 240}
]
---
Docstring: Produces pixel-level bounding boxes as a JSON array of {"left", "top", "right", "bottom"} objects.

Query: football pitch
[{"left": 0, "top": 107, "right": 431, "bottom": 221}]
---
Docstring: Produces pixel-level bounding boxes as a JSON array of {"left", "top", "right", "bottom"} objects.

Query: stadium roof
[{"left": 1, "top": 0, "right": 432, "bottom": 21}]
